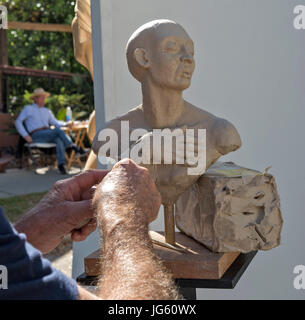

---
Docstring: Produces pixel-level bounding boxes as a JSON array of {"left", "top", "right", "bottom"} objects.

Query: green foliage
[
  {"left": 3, "top": 0, "right": 83, "bottom": 73},
  {"left": 0, "top": 192, "right": 47, "bottom": 223},
  {"left": 2, "top": 0, "right": 75, "bottom": 24},
  {"left": 10, "top": 87, "right": 93, "bottom": 121},
  {"left": 47, "top": 92, "right": 93, "bottom": 121},
  {"left": 1, "top": 0, "right": 94, "bottom": 118}
]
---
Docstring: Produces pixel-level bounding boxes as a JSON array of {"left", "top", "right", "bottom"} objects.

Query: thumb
[{"left": 65, "top": 199, "right": 95, "bottom": 229}]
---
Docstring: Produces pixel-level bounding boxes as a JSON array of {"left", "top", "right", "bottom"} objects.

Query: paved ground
[
  {"left": 0, "top": 166, "right": 82, "bottom": 278},
  {"left": 0, "top": 166, "right": 81, "bottom": 198}
]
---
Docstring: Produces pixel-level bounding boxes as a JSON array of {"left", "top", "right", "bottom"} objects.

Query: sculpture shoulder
[
  {"left": 92, "top": 106, "right": 144, "bottom": 154},
  {"left": 183, "top": 103, "right": 242, "bottom": 154},
  {"left": 212, "top": 118, "right": 242, "bottom": 155},
  {"left": 105, "top": 106, "right": 145, "bottom": 130},
  {"left": 183, "top": 102, "right": 217, "bottom": 126}
]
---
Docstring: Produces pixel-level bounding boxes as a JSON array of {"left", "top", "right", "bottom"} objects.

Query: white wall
[{"left": 74, "top": 0, "right": 305, "bottom": 299}]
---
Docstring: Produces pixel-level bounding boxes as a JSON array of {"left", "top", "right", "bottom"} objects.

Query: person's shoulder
[
  {"left": 45, "top": 107, "right": 53, "bottom": 114},
  {"left": 22, "top": 103, "right": 35, "bottom": 111},
  {"left": 17, "top": 104, "right": 33, "bottom": 117},
  {"left": 212, "top": 117, "right": 242, "bottom": 155}
]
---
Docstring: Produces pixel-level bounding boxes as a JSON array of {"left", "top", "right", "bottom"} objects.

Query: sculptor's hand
[
  {"left": 93, "top": 159, "right": 161, "bottom": 237},
  {"left": 14, "top": 170, "right": 108, "bottom": 254}
]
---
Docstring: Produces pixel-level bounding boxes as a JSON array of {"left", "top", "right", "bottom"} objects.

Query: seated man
[
  {"left": 0, "top": 159, "right": 180, "bottom": 300},
  {"left": 15, "top": 88, "right": 87, "bottom": 174}
]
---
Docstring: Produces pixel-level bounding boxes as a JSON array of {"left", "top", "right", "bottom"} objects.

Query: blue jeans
[{"left": 31, "top": 127, "right": 72, "bottom": 166}]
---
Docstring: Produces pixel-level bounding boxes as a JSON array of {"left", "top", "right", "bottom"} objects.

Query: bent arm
[
  {"left": 0, "top": 208, "right": 79, "bottom": 300},
  {"left": 15, "top": 107, "right": 29, "bottom": 138},
  {"left": 93, "top": 159, "right": 181, "bottom": 300},
  {"left": 76, "top": 210, "right": 180, "bottom": 300},
  {"left": 97, "top": 208, "right": 180, "bottom": 300},
  {"left": 48, "top": 110, "right": 65, "bottom": 128}
]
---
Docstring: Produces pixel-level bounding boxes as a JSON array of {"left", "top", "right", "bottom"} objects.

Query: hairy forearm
[
  {"left": 14, "top": 206, "right": 51, "bottom": 252},
  {"left": 97, "top": 217, "right": 180, "bottom": 300}
]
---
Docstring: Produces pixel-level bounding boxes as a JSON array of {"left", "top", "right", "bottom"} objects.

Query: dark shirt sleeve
[{"left": 0, "top": 207, "right": 79, "bottom": 300}]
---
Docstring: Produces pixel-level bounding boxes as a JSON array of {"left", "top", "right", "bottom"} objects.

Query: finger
[
  {"left": 81, "top": 185, "right": 98, "bottom": 201},
  {"left": 64, "top": 199, "right": 95, "bottom": 229},
  {"left": 75, "top": 169, "right": 109, "bottom": 191},
  {"left": 64, "top": 169, "right": 109, "bottom": 201},
  {"left": 71, "top": 219, "right": 97, "bottom": 242},
  {"left": 71, "top": 223, "right": 96, "bottom": 242}
]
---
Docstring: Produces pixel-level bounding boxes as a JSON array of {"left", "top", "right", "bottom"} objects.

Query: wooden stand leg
[
  {"left": 179, "top": 287, "right": 197, "bottom": 300},
  {"left": 164, "top": 204, "right": 176, "bottom": 245}
]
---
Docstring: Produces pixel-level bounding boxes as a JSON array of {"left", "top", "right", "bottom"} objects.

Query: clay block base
[
  {"left": 176, "top": 162, "right": 283, "bottom": 253},
  {"left": 84, "top": 231, "right": 240, "bottom": 279}
]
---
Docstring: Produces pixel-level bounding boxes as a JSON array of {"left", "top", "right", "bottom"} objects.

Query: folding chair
[
  {"left": 24, "top": 142, "right": 57, "bottom": 169},
  {"left": 15, "top": 121, "right": 57, "bottom": 169}
]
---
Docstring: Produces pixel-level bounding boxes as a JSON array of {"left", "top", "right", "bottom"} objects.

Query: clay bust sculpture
[{"left": 92, "top": 19, "right": 242, "bottom": 245}]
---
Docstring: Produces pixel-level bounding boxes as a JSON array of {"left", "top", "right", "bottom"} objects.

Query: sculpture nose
[{"left": 180, "top": 48, "right": 194, "bottom": 64}]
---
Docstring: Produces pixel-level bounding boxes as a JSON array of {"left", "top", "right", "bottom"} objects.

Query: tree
[
  {"left": 1, "top": 0, "right": 93, "bottom": 117},
  {"left": 4, "top": 0, "right": 85, "bottom": 73}
]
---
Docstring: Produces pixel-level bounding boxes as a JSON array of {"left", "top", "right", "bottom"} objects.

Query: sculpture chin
[{"left": 175, "top": 79, "right": 192, "bottom": 91}]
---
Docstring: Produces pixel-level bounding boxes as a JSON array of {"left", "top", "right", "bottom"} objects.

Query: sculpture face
[{"left": 146, "top": 24, "right": 195, "bottom": 90}]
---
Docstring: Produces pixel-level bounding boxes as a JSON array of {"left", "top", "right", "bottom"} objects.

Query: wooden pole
[
  {"left": 0, "top": 29, "right": 8, "bottom": 64},
  {"left": 0, "top": 70, "right": 3, "bottom": 113},
  {"left": 0, "top": 28, "right": 8, "bottom": 113},
  {"left": 164, "top": 204, "right": 176, "bottom": 245},
  {"left": 8, "top": 21, "right": 72, "bottom": 33}
]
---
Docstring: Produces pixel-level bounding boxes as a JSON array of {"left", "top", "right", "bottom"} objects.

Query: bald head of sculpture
[{"left": 126, "top": 20, "right": 195, "bottom": 91}]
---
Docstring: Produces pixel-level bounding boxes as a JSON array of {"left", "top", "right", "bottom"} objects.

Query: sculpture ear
[{"left": 133, "top": 48, "right": 150, "bottom": 69}]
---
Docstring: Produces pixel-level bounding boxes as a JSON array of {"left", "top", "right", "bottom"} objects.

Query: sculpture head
[{"left": 126, "top": 20, "right": 195, "bottom": 91}]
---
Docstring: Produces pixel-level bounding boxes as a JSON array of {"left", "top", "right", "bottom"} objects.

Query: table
[
  {"left": 77, "top": 251, "right": 257, "bottom": 300},
  {"left": 63, "top": 123, "right": 89, "bottom": 169}
]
